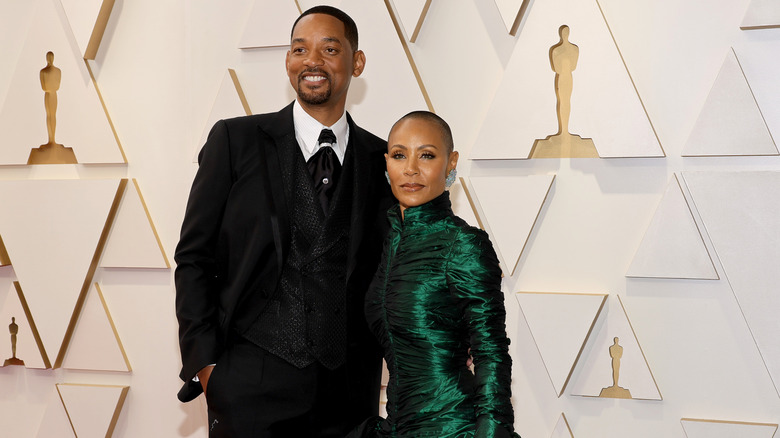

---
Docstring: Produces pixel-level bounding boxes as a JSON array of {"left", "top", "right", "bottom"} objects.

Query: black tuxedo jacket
[{"left": 175, "top": 102, "right": 392, "bottom": 404}]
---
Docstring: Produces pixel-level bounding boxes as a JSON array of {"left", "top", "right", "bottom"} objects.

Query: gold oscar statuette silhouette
[
  {"left": 4, "top": 317, "right": 24, "bottom": 366},
  {"left": 529, "top": 25, "right": 599, "bottom": 159},
  {"left": 27, "top": 51, "right": 78, "bottom": 165},
  {"left": 599, "top": 337, "right": 631, "bottom": 398}
]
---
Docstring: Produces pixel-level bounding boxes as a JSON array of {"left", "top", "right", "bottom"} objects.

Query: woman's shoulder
[{"left": 446, "top": 215, "right": 494, "bottom": 253}]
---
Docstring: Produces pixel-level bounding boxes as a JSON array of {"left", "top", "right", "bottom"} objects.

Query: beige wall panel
[
  {"left": 464, "top": 175, "right": 555, "bottom": 276},
  {"left": 552, "top": 413, "right": 575, "bottom": 438},
  {"left": 741, "top": 0, "right": 780, "bottom": 30},
  {"left": 472, "top": 0, "right": 662, "bottom": 159},
  {"left": 682, "top": 49, "right": 777, "bottom": 157},
  {"left": 59, "top": 0, "right": 114, "bottom": 59},
  {"left": 36, "top": 388, "right": 76, "bottom": 438},
  {"left": 683, "top": 171, "right": 780, "bottom": 395},
  {"left": 192, "top": 69, "right": 252, "bottom": 163},
  {"left": 333, "top": 0, "right": 429, "bottom": 136},
  {"left": 57, "top": 383, "right": 129, "bottom": 438},
  {"left": 0, "top": 179, "right": 121, "bottom": 363},
  {"left": 448, "top": 180, "right": 480, "bottom": 229},
  {"left": 569, "top": 296, "right": 661, "bottom": 400},
  {"left": 62, "top": 283, "right": 130, "bottom": 372},
  {"left": 297, "top": 0, "right": 343, "bottom": 11},
  {"left": 1, "top": 283, "right": 48, "bottom": 369},
  {"left": 626, "top": 174, "right": 718, "bottom": 279},
  {"left": 238, "top": 0, "right": 301, "bottom": 49},
  {"left": 516, "top": 292, "right": 607, "bottom": 397},
  {"left": 0, "top": 0, "right": 124, "bottom": 165},
  {"left": 492, "top": 0, "right": 530, "bottom": 35},
  {"left": 0, "top": 235, "right": 11, "bottom": 266},
  {"left": 101, "top": 179, "right": 169, "bottom": 269},
  {"left": 389, "top": 0, "right": 431, "bottom": 42},
  {"left": 735, "top": 42, "right": 780, "bottom": 145},
  {"left": 681, "top": 418, "right": 778, "bottom": 438}
]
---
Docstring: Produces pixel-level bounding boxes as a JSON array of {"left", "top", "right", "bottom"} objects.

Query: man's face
[{"left": 286, "top": 13, "right": 364, "bottom": 108}]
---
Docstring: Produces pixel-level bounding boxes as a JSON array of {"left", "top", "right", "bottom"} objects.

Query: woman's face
[{"left": 385, "top": 118, "right": 459, "bottom": 216}]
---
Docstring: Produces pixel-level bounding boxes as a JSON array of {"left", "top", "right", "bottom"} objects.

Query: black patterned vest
[{"left": 242, "top": 142, "right": 354, "bottom": 370}]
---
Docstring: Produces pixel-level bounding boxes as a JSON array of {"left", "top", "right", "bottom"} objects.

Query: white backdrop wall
[{"left": 1, "top": 0, "right": 779, "bottom": 437}]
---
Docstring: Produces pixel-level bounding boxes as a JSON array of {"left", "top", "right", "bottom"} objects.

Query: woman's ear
[{"left": 448, "top": 151, "right": 460, "bottom": 172}]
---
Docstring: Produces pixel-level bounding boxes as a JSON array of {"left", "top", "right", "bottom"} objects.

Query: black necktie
[{"left": 307, "top": 128, "right": 342, "bottom": 214}]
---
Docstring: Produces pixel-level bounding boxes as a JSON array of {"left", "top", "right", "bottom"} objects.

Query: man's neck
[{"left": 298, "top": 100, "right": 346, "bottom": 127}]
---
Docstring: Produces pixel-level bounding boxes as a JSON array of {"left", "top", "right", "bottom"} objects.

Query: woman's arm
[{"left": 447, "top": 228, "right": 519, "bottom": 438}]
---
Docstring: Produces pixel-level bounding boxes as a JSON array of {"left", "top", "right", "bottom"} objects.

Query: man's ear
[{"left": 352, "top": 50, "right": 366, "bottom": 77}]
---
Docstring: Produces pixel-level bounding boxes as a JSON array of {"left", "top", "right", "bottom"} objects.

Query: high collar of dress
[{"left": 389, "top": 191, "right": 453, "bottom": 229}]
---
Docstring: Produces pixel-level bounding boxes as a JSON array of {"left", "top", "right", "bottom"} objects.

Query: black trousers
[{"left": 205, "top": 336, "right": 352, "bottom": 438}]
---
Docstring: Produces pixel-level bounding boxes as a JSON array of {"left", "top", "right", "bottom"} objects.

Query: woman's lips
[{"left": 400, "top": 183, "right": 424, "bottom": 192}]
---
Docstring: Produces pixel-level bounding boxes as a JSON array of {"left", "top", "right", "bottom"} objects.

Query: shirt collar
[{"left": 292, "top": 100, "right": 349, "bottom": 163}]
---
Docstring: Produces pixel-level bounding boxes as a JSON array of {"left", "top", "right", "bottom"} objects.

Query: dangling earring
[
  {"left": 385, "top": 171, "right": 391, "bottom": 185},
  {"left": 445, "top": 168, "right": 457, "bottom": 188}
]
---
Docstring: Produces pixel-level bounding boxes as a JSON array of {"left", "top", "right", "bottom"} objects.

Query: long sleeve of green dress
[{"left": 356, "top": 191, "right": 519, "bottom": 438}]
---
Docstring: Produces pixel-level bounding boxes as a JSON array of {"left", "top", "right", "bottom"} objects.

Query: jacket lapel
[
  {"left": 345, "top": 114, "right": 372, "bottom": 282},
  {"left": 256, "top": 102, "right": 297, "bottom": 277}
]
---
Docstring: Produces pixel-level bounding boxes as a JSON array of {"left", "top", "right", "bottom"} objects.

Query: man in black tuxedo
[{"left": 175, "top": 6, "right": 393, "bottom": 437}]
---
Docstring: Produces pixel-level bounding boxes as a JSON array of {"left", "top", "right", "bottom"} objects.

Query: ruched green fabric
[{"left": 361, "top": 192, "right": 519, "bottom": 438}]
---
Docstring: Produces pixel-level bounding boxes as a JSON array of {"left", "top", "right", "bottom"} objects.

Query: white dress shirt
[{"left": 293, "top": 100, "right": 349, "bottom": 164}]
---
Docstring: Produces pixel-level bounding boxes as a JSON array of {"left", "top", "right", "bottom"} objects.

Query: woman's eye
[
  {"left": 391, "top": 152, "right": 405, "bottom": 159},
  {"left": 421, "top": 153, "right": 435, "bottom": 159}
]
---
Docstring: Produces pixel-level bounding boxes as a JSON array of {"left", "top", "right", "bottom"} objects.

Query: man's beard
[{"left": 297, "top": 72, "right": 331, "bottom": 105}]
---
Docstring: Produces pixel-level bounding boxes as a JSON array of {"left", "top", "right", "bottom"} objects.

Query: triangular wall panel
[
  {"left": 493, "top": 0, "right": 531, "bottom": 36},
  {"left": 193, "top": 69, "right": 252, "bottom": 163},
  {"left": 59, "top": 0, "right": 115, "bottom": 59},
  {"left": 390, "top": 0, "right": 432, "bottom": 42},
  {"left": 0, "top": 282, "right": 49, "bottom": 369},
  {"left": 741, "top": 0, "right": 780, "bottom": 30},
  {"left": 473, "top": 0, "right": 662, "bottom": 159},
  {"left": 682, "top": 49, "right": 777, "bottom": 157},
  {"left": 464, "top": 175, "right": 555, "bottom": 276},
  {"left": 238, "top": 0, "right": 301, "bottom": 49},
  {"left": 517, "top": 292, "right": 607, "bottom": 397},
  {"left": 626, "top": 174, "right": 718, "bottom": 279},
  {"left": 734, "top": 42, "right": 780, "bottom": 147},
  {"left": 569, "top": 296, "right": 662, "bottom": 400},
  {"left": 62, "top": 283, "right": 130, "bottom": 372},
  {"left": 297, "top": 0, "right": 343, "bottom": 11},
  {"left": 101, "top": 179, "right": 169, "bottom": 269},
  {"left": 0, "top": 179, "right": 123, "bottom": 366},
  {"left": 0, "top": 0, "right": 124, "bottom": 165},
  {"left": 682, "top": 418, "right": 778, "bottom": 438},
  {"left": 57, "top": 383, "right": 129, "bottom": 438},
  {"left": 552, "top": 413, "right": 575, "bottom": 438},
  {"left": 683, "top": 171, "right": 780, "bottom": 395},
  {"left": 0, "top": 234, "right": 10, "bottom": 266},
  {"left": 36, "top": 388, "right": 76, "bottom": 438}
]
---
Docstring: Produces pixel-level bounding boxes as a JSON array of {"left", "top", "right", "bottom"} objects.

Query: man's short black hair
[
  {"left": 391, "top": 111, "right": 455, "bottom": 154},
  {"left": 292, "top": 6, "right": 359, "bottom": 52}
]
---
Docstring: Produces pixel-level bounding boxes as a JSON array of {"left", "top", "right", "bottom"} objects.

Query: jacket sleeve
[
  {"left": 174, "top": 119, "right": 234, "bottom": 398},
  {"left": 447, "top": 229, "right": 519, "bottom": 438}
]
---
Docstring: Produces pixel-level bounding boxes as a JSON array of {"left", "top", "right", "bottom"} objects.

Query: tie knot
[{"left": 318, "top": 128, "right": 337, "bottom": 147}]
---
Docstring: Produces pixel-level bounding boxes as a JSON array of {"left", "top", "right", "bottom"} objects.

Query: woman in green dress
[{"left": 351, "top": 111, "right": 519, "bottom": 437}]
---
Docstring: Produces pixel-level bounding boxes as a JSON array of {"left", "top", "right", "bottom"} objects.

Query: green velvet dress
[{"left": 356, "top": 192, "right": 519, "bottom": 437}]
